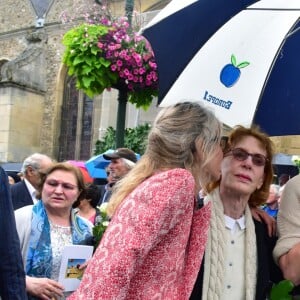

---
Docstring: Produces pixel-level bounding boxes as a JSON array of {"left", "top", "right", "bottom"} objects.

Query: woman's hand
[
  {"left": 26, "top": 276, "right": 64, "bottom": 300},
  {"left": 250, "top": 206, "right": 276, "bottom": 237}
]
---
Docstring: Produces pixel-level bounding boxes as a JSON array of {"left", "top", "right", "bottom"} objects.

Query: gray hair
[
  {"left": 121, "top": 158, "right": 136, "bottom": 170},
  {"left": 270, "top": 183, "right": 280, "bottom": 197},
  {"left": 21, "top": 153, "right": 52, "bottom": 174}
]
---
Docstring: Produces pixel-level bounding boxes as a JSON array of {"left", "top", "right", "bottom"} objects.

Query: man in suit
[
  {"left": 0, "top": 166, "right": 27, "bottom": 299},
  {"left": 11, "top": 153, "right": 53, "bottom": 210}
]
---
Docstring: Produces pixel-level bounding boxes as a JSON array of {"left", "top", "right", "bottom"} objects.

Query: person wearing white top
[{"left": 190, "top": 125, "right": 283, "bottom": 300}]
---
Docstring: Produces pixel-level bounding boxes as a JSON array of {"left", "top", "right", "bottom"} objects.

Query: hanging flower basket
[{"left": 62, "top": 16, "right": 158, "bottom": 109}]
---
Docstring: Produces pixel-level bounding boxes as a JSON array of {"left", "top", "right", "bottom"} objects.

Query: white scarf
[{"left": 202, "top": 188, "right": 257, "bottom": 300}]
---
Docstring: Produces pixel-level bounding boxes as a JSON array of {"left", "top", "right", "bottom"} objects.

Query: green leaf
[
  {"left": 99, "top": 57, "right": 111, "bottom": 67},
  {"left": 67, "top": 66, "right": 75, "bottom": 76},
  {"left": 91, "top": 46, "right": 99, "bottom": 56},
  {"left": 270, "top": 280, "right": 294, "bottom": 300},
  {"left": 73, "top": 56, "right": 85, "bottom": 66},
  {"left": 82, "top": 76, "right": 95, "bottom": 89},
  {"left": 84, "top": 88, "right": 95, "bottom": 99},
  {"left": 231, "top": 54, "right": 237, "bottom": 67},
  {"left": 82, "top": 65, "right": 92, "bottom": 75},
  {"left": 237, "top": 62, "right": 250, "bottom": 68}
]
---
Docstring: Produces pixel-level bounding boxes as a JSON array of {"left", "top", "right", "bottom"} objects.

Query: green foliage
[
  {"left": 62, "top": 24, "right": 119, "bottom": 98},
  {"left": 61, "top": 17, "right": 158, "bottom": 109},
  {"left": 128, "top": 88, "right": 158, "bottom": 110},
  {"left": 94, "top": 127, "right": 116, "bottom": 154},
  {"left": 270, "top": 280, "right": 294, "bottom": 300},
  {"left": 94, "top": 124, "right": 151, "bottom": 155}
]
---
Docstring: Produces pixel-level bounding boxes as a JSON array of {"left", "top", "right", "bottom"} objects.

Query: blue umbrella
[
  {"left": 85, "top": 150, "right": 141, "bottom": 178},
  {"left": 142, "top": 0, "right": 300, "bottom": 136},
  {"left": 85, "top": 149, "right": 114, "bottom": 179}
]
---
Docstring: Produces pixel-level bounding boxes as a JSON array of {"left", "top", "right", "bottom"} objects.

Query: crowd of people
[{"left": 1, "top": 101, "right": 299, "bottom": 299}]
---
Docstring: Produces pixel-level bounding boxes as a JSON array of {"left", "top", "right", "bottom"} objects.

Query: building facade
[
  {"left": 0, "top": 0, "right": 169, "bottom": 163},
  {"left": 1, "top": 0, "right": 299, "bottom": 164}
]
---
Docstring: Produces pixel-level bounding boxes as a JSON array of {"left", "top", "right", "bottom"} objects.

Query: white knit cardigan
[{"left": 202, "top": 188, "right": 257, "bottom": 300}]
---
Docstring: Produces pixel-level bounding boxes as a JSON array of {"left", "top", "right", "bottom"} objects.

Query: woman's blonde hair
[{"left": 107, "top": 101, "right": 222, "bottom": 216}]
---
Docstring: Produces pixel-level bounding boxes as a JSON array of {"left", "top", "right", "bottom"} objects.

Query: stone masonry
[{"left": 0, "top": 0, "right": 168, "bottom": 162}]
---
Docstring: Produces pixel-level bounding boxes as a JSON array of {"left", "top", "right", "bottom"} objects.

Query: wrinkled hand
[
  {"left": 26, "top": 276, "right": 64, "bottom": 300},
  {"left": 250, "top": 206, "right": 276, "bottom": 237}
]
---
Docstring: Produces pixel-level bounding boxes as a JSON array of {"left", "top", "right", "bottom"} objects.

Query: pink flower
[
  {"left": 111, "top": 64, "right": 117, "bottom": 71},
  {"left": 139, "top": 68, "right": 145, "bottom": 75},
  {"left": 127, "top": 83, "right": 134, "bottom": 90},
  {"left": 147, "top": 74, "right": 153, "bottom": 81},
  {"left": 149, "top": 61, "right": 157, "bottom": 69},
  {"left": 133, "top": 53, "right": 142, "bottom": 64},
  {"left": 127, "top": 74, "right": 133, "bottom": 81}
]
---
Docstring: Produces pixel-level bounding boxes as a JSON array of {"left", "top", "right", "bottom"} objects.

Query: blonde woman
[{"left": 68, "top": 101, "right": 224, "bottom": 300}]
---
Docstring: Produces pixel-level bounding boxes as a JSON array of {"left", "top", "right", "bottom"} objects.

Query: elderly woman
[
  {"left": 15, "top": 162, "right": 93, "bottom": 300},
  {"left": 68, "top": 101, "right": 224, "bottom": 299},
  {"left": 190, "top": 125, "right": 282, "bottom": 300}
]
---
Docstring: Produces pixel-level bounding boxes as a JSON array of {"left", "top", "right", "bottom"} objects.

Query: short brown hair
[{"left": 36, "top": 162, "right": 86, "bottom": 200}]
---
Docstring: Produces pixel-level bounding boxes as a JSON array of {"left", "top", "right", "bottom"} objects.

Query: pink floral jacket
[{"left": 68, "top": 168, "right": 211, "bottom": 300}]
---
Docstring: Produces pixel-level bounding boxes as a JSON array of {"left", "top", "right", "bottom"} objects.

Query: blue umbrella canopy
[
  {"left": 85, "top": 150, "right": 114, "bottom": 179},
  {"left": 85, "top": 150, "right": 141, "bottom": 178},
  {"left": 142, "top": 0, "right": 300, "bottom": 136}
]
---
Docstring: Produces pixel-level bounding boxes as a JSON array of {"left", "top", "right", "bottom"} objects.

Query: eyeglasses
[
  {"left": 226, "top": 148, "right": 268, "bottom": 167},
  {"left": 45, "top": 179, "right": 78, "bottom": 191}
]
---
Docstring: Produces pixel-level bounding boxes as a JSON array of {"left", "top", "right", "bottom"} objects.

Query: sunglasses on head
[{"left": 226, "top": 148, "right": 268, "bottom": 167}]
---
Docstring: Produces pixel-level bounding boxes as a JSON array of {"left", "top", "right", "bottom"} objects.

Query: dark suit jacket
[
  {"left": 190, "top": 218, "right": 283, "bottom": 300},
  {"left": 11, "top": 180, "right": 33, "bottom": 210},
  {"left": 0, "top": 166, "right": 27, "bottom": 299}
]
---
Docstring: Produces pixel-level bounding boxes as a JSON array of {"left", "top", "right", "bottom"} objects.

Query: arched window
[{"left": 58, "top": 75, "right": 93, "bottom": 161}]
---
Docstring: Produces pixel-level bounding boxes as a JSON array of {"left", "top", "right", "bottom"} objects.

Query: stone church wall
[{"left": 0, "top": 0, "right": 165, "bottom": 163}]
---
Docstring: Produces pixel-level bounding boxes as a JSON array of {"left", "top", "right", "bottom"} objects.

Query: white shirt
[
  {"left": 24, "top": 178, "right": 38, "bottom": 204},
  {"left": 224, "top": 214, "right": 246, "bottom": 234},
  {"left": 223, "top": 214, "right": 246, "bottom": 300}
]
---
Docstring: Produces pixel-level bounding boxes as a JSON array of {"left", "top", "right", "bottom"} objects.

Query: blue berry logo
[{"left": 220, "top": 54, "right": 250, "bottom": 87}]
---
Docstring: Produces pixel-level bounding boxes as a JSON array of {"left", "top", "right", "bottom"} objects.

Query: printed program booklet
[{"left": 58, "top": 245, "right": 93, "bottom": 291}]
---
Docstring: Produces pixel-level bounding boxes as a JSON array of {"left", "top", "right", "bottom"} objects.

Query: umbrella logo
[{"left": 220, "top": 54, "right": 250, "bottom": 87}]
